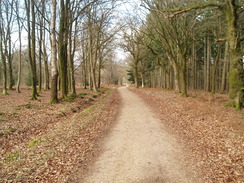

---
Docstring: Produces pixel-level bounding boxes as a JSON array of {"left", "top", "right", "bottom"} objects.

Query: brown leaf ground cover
[
  {"left": 131, "top": 88, "right": 244, "bottom": 183},
  {"left": 0, "top": 87, "right": 121, "bottom": 182}
]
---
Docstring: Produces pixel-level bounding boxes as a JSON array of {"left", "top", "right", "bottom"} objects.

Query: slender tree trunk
[
  {"left": 0, "top": 2, "right": 8, "bottom": 95},
  {"left": 38, "top": 18, "right": 43, "bottom": 93},
  {"left": 134, "top": 64, "right": 139, "bottom": 88},
  {"left": 43, "top": 41, "right": 49, "bottom": 90},
  {"left": 68, "top": 23, "right": 76, "bottom": 94},
  {"left": 7, "top": 34, "right": 13, "bottom": 90},
  {"left": 204, "top": 36, "right": 207, "bottom": 91},
  {"left": 220, "top": 42, "right": 228, "bottom": 93},
  {"left": 181, "top": 60, "right": 188, "bottom": 96},
  {"left": 166, "top": 70, "right": 170, "bottom": 89},
  {"left": 31, "top": 0, "right": 37, "bottom": 99},
  {"left": 192, "top": 42, "right": 197, "bottom": 90},
  {"left": 206, "top": 35, "right": 211, "bottom": 92},
  {"left": 16, "top": 1, "right": 22, "bottom": 93},
  {"left": 42, "top": 0, "right": 49, "bottom": 91},
  {"left": 211, "top": 43, "right": 221, "bottom": 95},
  {"left": 98, "top": 56, "right": 102, "bottom": 88},
  {"left": 50, "top": 0, "right": 59, "bottom": 104},
  {"left": 25, "top": 0, "right": 37, "bottom": 100},
  {"left": 141, "top": 73, "right": 145, "bottom": 88},
  {"left": 172, "top": 63, "right": 180, "bottom": 92},
  {"left": 0, "top": 26, "right": 8, "bottom": 95}
]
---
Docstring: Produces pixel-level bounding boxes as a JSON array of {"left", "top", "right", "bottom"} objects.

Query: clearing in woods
[{"left": 80, "top": 87, "right": 200, "bottom": 183}]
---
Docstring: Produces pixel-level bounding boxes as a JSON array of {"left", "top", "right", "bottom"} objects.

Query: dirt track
[{"left": 81, "top": 87, "right": 199, "bottom": 183}]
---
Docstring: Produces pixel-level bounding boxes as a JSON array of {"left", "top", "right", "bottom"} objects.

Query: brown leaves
[
  {"left": 0, "top": 88, "right": 121, "bottom": 182},
  {"left": 132, "top": 88, "right": 244, "bottom": 183}
]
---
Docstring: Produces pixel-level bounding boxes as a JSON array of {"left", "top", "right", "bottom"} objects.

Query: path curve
[{"left": 81, "top": 87, "right": 198, "bottom": 183}]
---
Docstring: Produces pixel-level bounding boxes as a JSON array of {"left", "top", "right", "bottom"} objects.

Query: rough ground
[
  {"left": 132, "top": 88, "right": 244, "bottom": 183},
  {"left": 1, "top": 87, "right": 243, "bottom": 182},
  {"left": 80, "top": 87, "right": 200, "bottom": 183},
  {"left": 0, "top": 87, "right": 121, "bottom": 182}
]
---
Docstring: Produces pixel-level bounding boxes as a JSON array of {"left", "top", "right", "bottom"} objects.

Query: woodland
[
  {"left": 0, "top": 0, "right": 243, "bottom": 107},
  {"left": 0, "top": 0, "right": 244, "bottom": 182}
]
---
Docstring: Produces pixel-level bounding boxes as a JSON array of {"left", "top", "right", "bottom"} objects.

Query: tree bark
[
  {"left": 211, "top": 43, "right": 221, "bottom": 94},
  {"left": 50, "top": 0, "right": 59, "bottom": 104},
  {"left": 58, "top": 0, "right": 69, "bottom": 98},
  {"left": 220, "top": 42, "right": 228, "bottom": 93},
  {"left": 0, "top": 1, "right": 8, "bottom": 95},
  {"left": 0, "top": 25, "right": 8, "bottom": 95},
  {"left": 206, "top": 34, "right": 211, "bottom": 92},
  {"left": 134, "top": 64, "right": 139, "bottom": 88},
  {"left": 225, "top": 0, "right": 244, "bottom": 109},
  {"left": 16, "top": 0, "right": 22, "bottom": 93}
]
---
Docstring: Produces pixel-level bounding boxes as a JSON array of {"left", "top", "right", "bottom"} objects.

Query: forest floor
[
  {"left": 0, "top": 86, "right": 243, "bottom": 183},
  {"left": 76, "top": 87, "right": 243, "bottom": 183},
  {"left": 0, "top": 87, "right": 121, "bottom": 182},
  {"left": 130, "top": 87, "right": 244, "bottom": 183}
]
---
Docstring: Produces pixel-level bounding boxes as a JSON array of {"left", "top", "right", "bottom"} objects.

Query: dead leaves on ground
[
  {"left": 0, "top": 88, "right": 121, "bottom": 182},
  {"left": 132, "top": 88, "right": 244, "bottom": 183}
]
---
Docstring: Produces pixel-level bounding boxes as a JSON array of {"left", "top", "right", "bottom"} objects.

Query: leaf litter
[
  {"left": 0, "top": 88, "right": 121, "bottom": 182},
  {"left": 131, "top": 88, "right": 244, "bottom": 183}
]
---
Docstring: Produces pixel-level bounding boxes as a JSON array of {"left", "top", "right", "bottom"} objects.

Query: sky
[
  {"left": 114, "top": 0, "right": 147, "bottom": 61},
  {"left": 11, "top": 0, "right": 147, "bottom": 61}
]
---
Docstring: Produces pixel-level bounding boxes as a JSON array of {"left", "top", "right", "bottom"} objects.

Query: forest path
[{"left": 81, "top": 87, "right": 197, "bottom": 183}]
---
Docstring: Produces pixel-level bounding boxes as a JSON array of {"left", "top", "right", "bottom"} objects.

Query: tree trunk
[
  {"left": 141, "top": 73, "right": 145, "bottom": 88},
  {"left": 134, "top": 65, "right": 139, "bottom": 88},
  {"left": 211, "top": 43, "right": 221, "bottom": 95},
  {"left": 7, "top": 34, "right": 13, "bottom": 90},
  {"left": 68, "top": 22, "right": 76, "bottom": 94},
  {"left": 25, "top": 0, "right": 37, "bottom": 100},
  {"left": 206, "top": 35, "right": 211, "bottom": 92},
  {"left": 172, "top": 63, "right": 180, "bottom": 92},
  {"left": 181, "top": 60, "right": 188, "bottom": 96},
  {"left": 225, "top": 1, "right": 244, "bottom": 109},
  {"left": 38, "top": 18, "right": 43, "bottom": 93},
  {"left": 192, "top": 41, "right": 197, "bottom": 90},
  {"left": 0, "top": 27, "right": 8, "bottom": 95},
  {"left": 0, "top": 2, "right": 8, "bottom": 95},
  {"left": 58, "top": 0, "right": 68, "bottom": 98},
  {"left": 220, "top": 42, "right": 228, "bottom": 93},
  {"left": 16, "top": 1, "right": 22, "bottom": 93},
  {"left": 43, "top": 42, "right": 49, "bottom": 90},
  {"left": 50, "top": 0, "right": 59, "bottom": 104},
  {"left": 204, "top": 36, "right": 207, "bottom": 91},
  {"left": 98, "top": 56, "right": 102, "bottom": 88}
]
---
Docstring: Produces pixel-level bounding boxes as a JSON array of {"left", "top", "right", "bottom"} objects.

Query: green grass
[
  {"left": 28, "top": 138, "right": 41, "bottom": 147},
  {"left": 88, "top": 98, "right": 94, "bottom": 102},
  {"left": 17, "top": 104, "right": 31, "bottom": 109},
  {"left": 9, "top": 128, "right": 16, "bottom": 133},
  {"left": 78, "top": 93, "right": 87, "bottom": 96},
  {"left": 63, "top": 94, "right": 79, "bottom": 102},
  {"left": 4, "top": 153, "right": 19, "bottom": 162}
]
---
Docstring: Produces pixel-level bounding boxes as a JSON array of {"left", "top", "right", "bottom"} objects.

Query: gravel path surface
[{"left": 82, "top": 87, "right": 199, "bottom": 183}]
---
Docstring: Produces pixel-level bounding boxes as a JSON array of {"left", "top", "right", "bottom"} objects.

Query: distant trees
[{"left": 123, "top": 0, "right": 243, "bottom": 108}]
